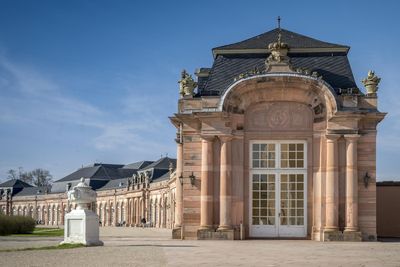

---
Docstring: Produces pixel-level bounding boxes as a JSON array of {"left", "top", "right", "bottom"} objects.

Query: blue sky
[{"left": 0, "top": 0, "right": 399, "bottom": 181}]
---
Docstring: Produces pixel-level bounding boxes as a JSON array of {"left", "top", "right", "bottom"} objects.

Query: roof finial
[
  {"left": 277, "top": 16, "right": 282, "bottom": 44},
  {"left": 277, "top": 16, "right": 281, "bottom": 31}
]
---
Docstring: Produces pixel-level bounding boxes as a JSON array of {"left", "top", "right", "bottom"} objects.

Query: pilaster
[{"left": 323, "top": 134, "right": 340, "bottom": 238}]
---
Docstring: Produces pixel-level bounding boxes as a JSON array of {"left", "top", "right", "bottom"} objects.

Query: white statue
[{"left": 61, "top": 178, "right": 103, "bottom": 246}]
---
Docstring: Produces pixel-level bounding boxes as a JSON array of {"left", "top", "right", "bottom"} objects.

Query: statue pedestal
[
  {"left": 61, "top": 209, "right": 103, "bottom": 246},
  {"left": 61, "top": 177, "right": 103, "bottom": 246}
]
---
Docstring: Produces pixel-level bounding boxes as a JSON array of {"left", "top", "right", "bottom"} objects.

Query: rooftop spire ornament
[
  {"left": 277, "top": 16, "right": 281, "bottom": 30},
  {"left": 265, "top": 16, "right": 292, "bottom": 72}
]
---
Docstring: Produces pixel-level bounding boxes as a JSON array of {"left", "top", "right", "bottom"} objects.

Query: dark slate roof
[
  {"left": 56, "top": 165, "right": 102, "bottom": 182},
  {"left": 141, "top": 157, "right": 176, "bottom": 171},
  {"left": 7, "top": 157, "right": 177, "bottom": 196},
  {"left": 13, "top": 186, "right": 47, "bottom": 197},
  {"left": 152, "top": 170, "right": 170, "bottom": 182},
  {"left": 51, "top": 179, "right": 109, "bottom": 193},
  {"left": 213, "top": 28, "right": 348, "bottom": 51},
  {"left": 198, "top": 28, "right": 356, "bottom": 96},
  {"left": 56, "top": 163, "right": 129, "bottom": 183},
  {"left": 199, "top": 53, "right": 356, "bottom": 96},
  {"left": 123, "top": 161, "right": 153, "bottom": 170},
  {"left": 0, "top": 179, "right": 33, "bottom": 188},
  {"left": 98, "top": 178, "right": 128, "bottom": 191}
]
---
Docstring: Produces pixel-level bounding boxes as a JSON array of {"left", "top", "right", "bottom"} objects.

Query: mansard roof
[
  {"left": 213, "top": 28, "right": 349, "bottom": 55},
  {"left": 3, "top": 157, "right": 177, "bottom": 196},
  {"left": 0, "top": 179, "right": 33, "bottom": 188},
  {"left": 56, "top": 163, "right": 134, "bottom": 183},
  {"left": 123, "top": 161, "right": 153, "bottom": 170},
  {"left": 140, "top": 157, "right": 176, "bottom": 171},
  {"left": 96, "top": 157, "right": 176, "bottom": 190},
  {"left": 198, "top": 28, "right": 356, "bottom": 96},
  {"left": 13, "top": 186, "right": 47, "bottom": 197},
  {"left": 98, "top": 177, "right": 129, "bottom": 190}
]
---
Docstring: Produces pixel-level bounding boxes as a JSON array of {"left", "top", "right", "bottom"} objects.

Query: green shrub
[{"left": 0, "top": 215, "right": 35, "bottom": 235}]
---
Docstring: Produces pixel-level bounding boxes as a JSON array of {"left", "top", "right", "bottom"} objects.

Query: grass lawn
[{"left": 12, "top": 227, "right": 64, "bottom": 237}]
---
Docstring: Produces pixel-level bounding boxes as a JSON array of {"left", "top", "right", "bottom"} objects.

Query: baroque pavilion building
[
  {"left": 0, "top": 26, "right": 389, "bottom": 242},
  {"left": 171, "top": 26, "right": 386, "bottom": 241}
]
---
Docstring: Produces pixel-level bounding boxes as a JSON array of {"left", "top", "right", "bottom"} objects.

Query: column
[
  {"left": 132, "top": 198, "right": 136, "bottom": 225},
  {"left": 158, "top": 201, "right": 162, "bottom": 227},
  {"left": 61, "top": 204, "right": 65, "bottom": 225},
  {"left": 325, "top": 134, "right": 340, "bottom": 231},
  {"left": 344, "top": 134, "right": 360, "bottom": 232},
  {"left": 218, "top": 136, "right": 232, "bottom": 230},
  {"left": 142, "top": 197, "right": 146, "bottom": 223},
  {"left": 200, "top": 136, "right": 214, "bottom": 229},
  {"left": 174, "top": 141, "right": 183, "bottom": 228},
  {"left": 45, "top": 205, "right": 49, "bottom": 225},
  {"left": 34, "top": 198, "right": 38, "bottom": 221},
  {"left": 108, "top": 201, "right": 112, "bottom": 226},
  {"left": 137, "top": 199, "right": 140, "bottom": 225},
  {"left": 127, "top": 199, "right": 131, "bottom": 226},
  {"left": 113, "top": 204, "right": 117, "bottom": 226}
]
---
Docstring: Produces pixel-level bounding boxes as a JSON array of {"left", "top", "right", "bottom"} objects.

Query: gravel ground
[{"left": 1, "top": 227, "right": 400, "bottom": 267}]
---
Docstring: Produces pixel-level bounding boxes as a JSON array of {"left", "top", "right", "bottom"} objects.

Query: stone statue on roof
[
  {"left": 361, "top": 70, "right": 381, "bottom": 95},
  {"left": 267, "top": 33, "right": 289, "bottom": 64},
  {"left": 178, "top": 70, "right": 197, "bottom": 97},
  {"left": 265, "top": 29, "right": 293, "bottom": 73}
]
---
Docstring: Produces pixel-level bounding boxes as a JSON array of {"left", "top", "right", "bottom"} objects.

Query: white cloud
[{"left": 0, "top": 56, "right": 176, "bottom": 156}]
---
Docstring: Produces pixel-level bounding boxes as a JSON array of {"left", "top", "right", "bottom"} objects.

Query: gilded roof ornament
[
  {"left": 265, "top": 16, "right": 293, "bottom": 72},
  {"left": 178, "top": 69, "right": 197, "bottom": 98},
  {"left": 361, "top": 70, "right": 381, "bottom": 95}
]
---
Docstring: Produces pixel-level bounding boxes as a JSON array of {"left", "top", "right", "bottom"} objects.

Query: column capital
[
  {"left": 325, "top": 134, "right": 341, "bottom": 142},
  {"left": 218, "top": 135, "right": 233, "bottom": 143},
  {"left": 344, "top": 134, "right": 361, "bottom": 142},
  {"left": 200, "top": 135, "right": 216, "bottom": 142}
]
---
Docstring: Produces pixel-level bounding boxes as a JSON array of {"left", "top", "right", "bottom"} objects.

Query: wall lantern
[
  {"left": 364, "top": 172, "right": 371, "bottom": 188},
  {"left": 179, "top": 173, "right": 196, "bottom": 186},
  {"left": 189, "top": 172, "right": 196, "bottom": 186}
]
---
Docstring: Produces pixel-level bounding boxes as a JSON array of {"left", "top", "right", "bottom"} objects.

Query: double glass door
[{"left": 250, "top": 141, "right": 307, "bottom": 238}]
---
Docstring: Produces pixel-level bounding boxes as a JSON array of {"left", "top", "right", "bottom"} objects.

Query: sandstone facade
[
  {"left": 170, "top": 28, "right": 385, "bottom": 241},
  {"left": 0, "top": 158, "right": 177, "bottom": 230}
]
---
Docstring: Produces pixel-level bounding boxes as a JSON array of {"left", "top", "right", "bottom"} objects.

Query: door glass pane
[
  {"left": 280, "top": 173, "right": 305, "bottom": 227},
  {"left": 252, "top": 173, "right": 275, "bottom": 225},
  {"left": 280, "top": 143, "right": 305, "bottom": 169},
  {"left": 252, "top": 143, "right": 276, "bottom": 168}
]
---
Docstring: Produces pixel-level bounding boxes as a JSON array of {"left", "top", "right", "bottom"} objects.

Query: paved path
[{"left": 1, "top": 227, "right": 400, "bottom": 266}]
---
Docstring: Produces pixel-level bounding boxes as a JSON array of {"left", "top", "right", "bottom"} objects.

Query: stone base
[
  {"left": 322, "top": 229, "right": 363, "bottom": 242},
  {"left": 62, "top": 209, "right": 103, "bottom": 246},
  {"left": 322, "top": 229, "right": 343, "bottom": 241},
  {"left": 197, "top": 228, "right": 234, "bottom": 240},
  {"left": 172, "top": 227, "right": 183, "bottom": 239},
  {"left": 344, "top": 231, "right": 362, "bottom": 242}
]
